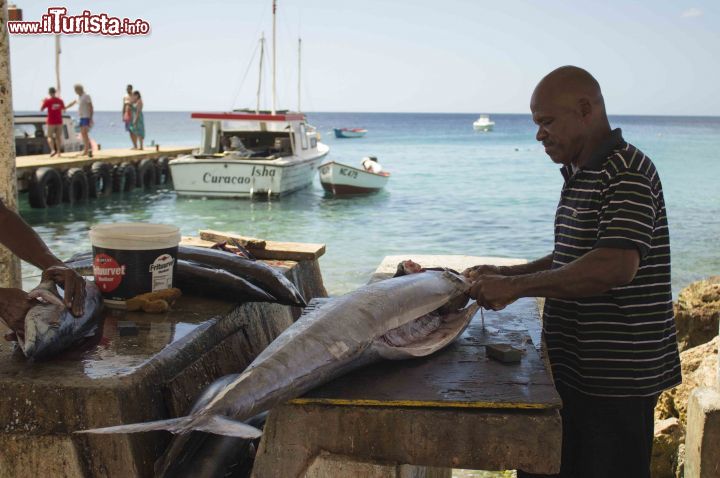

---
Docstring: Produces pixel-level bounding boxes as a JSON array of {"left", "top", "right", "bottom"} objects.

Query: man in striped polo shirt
[{"left": 465, "top": 66, "right": 681, "bottom": 478}]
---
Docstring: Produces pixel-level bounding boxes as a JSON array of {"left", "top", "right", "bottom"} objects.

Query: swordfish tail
[{"left": 77, "top": 415, "right": 262, "bottom": 439}]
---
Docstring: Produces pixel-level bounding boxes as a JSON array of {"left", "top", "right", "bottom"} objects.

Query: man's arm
[
  {"left": 0, "top": 202, "right": 61, "bottom": 271},
  {"left": 65, "top": 99, "right": 77, "bottom": 109},
  {"left": 0, "top": 202, "right": 85, "bottom": 316},
  {"left": 470, "top": 248, "right": 639, "bottom": 310},
  {"left": 464, "top": 253, "right": 553, "bottom": 279}
]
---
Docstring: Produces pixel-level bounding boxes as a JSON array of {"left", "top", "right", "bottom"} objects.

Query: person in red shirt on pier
[{"left": 40, "top": 87, "right": 66, "bottom": 157}]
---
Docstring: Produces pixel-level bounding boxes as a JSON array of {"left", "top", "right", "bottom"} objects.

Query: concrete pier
[{"left": 0, "top": 256, "right": 326, "bottom": 477}]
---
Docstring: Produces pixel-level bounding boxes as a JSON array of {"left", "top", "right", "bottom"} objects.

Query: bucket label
[
  {"left": 93, "top": 253, "right": 126, "bottom": 293},
  {"left": 92, "top": 246, "right": 178, "bottom": 306},
  {"left": 150, "top": 254, "right": 175, "bottom": 291}
]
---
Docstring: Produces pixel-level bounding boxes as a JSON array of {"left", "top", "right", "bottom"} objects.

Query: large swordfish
[{"left": 80, "top": 269, "right": 477, "bottom": 437}]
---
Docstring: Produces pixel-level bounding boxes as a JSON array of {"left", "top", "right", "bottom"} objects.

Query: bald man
[{"left": 464, "top": 66, "right": 681, "bottom": 478}]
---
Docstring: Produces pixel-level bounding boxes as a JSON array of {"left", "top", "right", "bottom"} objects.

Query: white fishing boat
[
  {"left": 473, "top": 114, "right": 495, "bottom": 131},
  {"left": 169, "top": 0, "right": 329, "bottom": 198},
  {"left": 170, "top": 112, "right": 329, "bottom": 198},
  {"left": 319, "top": 159, "right": 389, "bottom": 195}
]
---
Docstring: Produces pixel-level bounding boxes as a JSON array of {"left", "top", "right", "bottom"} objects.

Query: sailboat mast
[
  {"left": 55, "top": 35, "right": 61, "bottom": 92},
  {"left": 297, "top": 37, "right": 301, "bottom": 112},
  {"left": 256, "top": 33, "right": 265, "bottom": 114},
  {"left": 271, "top": 0, "right": 277, "bottom": 115}
]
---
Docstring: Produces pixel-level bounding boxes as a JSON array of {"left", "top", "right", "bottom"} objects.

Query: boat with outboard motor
[{"left": 319, "top": 156, "right": 389, "bottom": 195}]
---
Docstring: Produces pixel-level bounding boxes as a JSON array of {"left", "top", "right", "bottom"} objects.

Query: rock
[
  {"left": 656, "top": 337, "right": 718, "bottom": 423},
  {"left": 651, "top": 417, "right": 684, "bottom": 478},
  {"left": 674, "top": 276, "right": 720, "bottom": 352}
]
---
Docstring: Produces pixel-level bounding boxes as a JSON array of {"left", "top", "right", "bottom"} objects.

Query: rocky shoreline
[{"left": 652, "top": 276, "right": 720, "bottom": 478}]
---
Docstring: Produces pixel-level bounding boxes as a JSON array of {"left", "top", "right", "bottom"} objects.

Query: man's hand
[
  {"left": 463, "top": 264, "right": 503, "bottom": 281},
  {"left": 0, "top": 288, "right": 34, "bottom": 341},
  {"left": 41, "top": 265, "right": 86, "bottom": 317},
  {"left": 469, "top": 275, "right": 519, "bottom": 311}
]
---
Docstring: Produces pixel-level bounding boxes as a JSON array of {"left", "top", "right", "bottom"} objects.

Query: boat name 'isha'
[{"left": 203, "top": 166, "right": 276, "bottom": 184}]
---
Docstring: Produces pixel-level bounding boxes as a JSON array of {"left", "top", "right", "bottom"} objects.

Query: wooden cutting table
[{"left": 252, "top": 255, "right": 562, "bottom": 477}]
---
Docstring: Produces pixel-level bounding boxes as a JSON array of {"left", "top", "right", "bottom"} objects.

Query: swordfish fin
[
  {"left": 194, "top": 415, "right": 263, "bottom": 438},
  {"left": 76, "top": 416, "right": 192, "bottom": 435}
]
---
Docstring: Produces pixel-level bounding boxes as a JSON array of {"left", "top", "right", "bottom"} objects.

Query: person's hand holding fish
[
  {"left": 41, "top": 264, "right": 86, "bottom": 317},
  {"left": 468, "top": 274, "right": 518, "bottom": 311},
  {"left": 0, "top": 288, "right": 34, "bottom": 341},
  {"left": 462, "top": 264, "right": 503, "bottom": 281}
]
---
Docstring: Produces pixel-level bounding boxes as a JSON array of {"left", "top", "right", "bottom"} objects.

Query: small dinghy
[
  {"left": 333, "top": 128, "right": 367, "bottom": 138},
  {"left": 319, "top": 156, "right": 389, "bottom": 195}
]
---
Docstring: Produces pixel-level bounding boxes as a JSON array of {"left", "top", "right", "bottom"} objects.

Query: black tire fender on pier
[
  {"left": 63, "top": 168, "right": 89, "bottom": 205},
  {"left": 28, "top": 167, "right": 63, "bottom": 209},
  {"left": 89, "top": 162, "right": 113, "bottom": 198},
  {"left": 113, "top": 162, "right": 137, "bottom": 193},
  {"left": 136, "top": 158, "right": 157, "bottom": 190},
  {"left": 155, "top": 156, "right": 171, "bottom": 186}
]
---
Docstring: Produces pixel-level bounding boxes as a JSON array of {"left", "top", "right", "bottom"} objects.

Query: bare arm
[
  {"left": 0, "top": 201, "right": 61, "bottom": 270},
  {"left": 464, "top": 253, "right": 553, "bottom": 279},
  {"left": 65, "top": 99, "right": 77, "bottom": 109},
  {"left": 0, "top": 202, "right": 86, "bottom": 316},
  {"left": 470, "top": 248, "right": 640, "bottom": 310}
]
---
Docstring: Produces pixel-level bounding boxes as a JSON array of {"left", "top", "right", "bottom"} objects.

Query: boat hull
[
  {"left": 169, "top": 149, "right": 329, "bottom": 198},
  {"left": 473, "top": 122, "right": 494, "bottom": 131},
  {"left": 319, "top": 161, "right": 389, "bottom": 195},
  {"left": 333, "top": 128, "right": 367, "bottom": 139}
]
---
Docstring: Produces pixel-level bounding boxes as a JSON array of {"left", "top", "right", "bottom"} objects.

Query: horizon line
[{"left": 12, "top": 110, "right": 720, "bottom": 118}]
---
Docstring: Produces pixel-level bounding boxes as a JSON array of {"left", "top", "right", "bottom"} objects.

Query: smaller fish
[
  {"left": 18, "top": 280, "right": 103, "bottom": 360},
  {"left": 175, "top": 260, "right": 276, "bottom": 303},
  {"left": 178, "top": 246, "right": 306, "bottom": 307}
]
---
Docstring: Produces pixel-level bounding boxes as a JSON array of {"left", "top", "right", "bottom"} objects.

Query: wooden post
[{"left": 0, "top": 1, "right": 22, "bottom": 288}]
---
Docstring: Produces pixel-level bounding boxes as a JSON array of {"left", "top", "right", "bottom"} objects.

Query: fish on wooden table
[
  {"left": 11, "top": 280, "right": 103, "bottom": 360},
  {"left": 175, "top": 260, "right": 276, "bottom": 303},
  {"left": 78, "top": 268, "right": 477, "bottom": 437},
  {"left": 178, "top": 246, "right": 306, "bottom": 307}
]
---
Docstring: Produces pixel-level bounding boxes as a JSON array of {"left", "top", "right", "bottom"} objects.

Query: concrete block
[
  {"left": 302, "top": 452, "right": 451, "bottom": 478},
  {"left": 685, "top": 387, "right": 720, "bottom": 478}
]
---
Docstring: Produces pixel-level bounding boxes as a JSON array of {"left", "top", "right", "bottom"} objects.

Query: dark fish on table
[
  {"left": 178, "top": 246, "right": 306, "bottom": 307},
  {"left": 15, "top": 280, "right": 103, "bottom": 360},
  {"left": 79, "top": 270, "right": 475, "bottom": 437},
  {"left": 175, "top": 260, "right": 276, "bottom": 303},
  {"left": 155, "top": 373, "right": 267, "bottom": 478}
]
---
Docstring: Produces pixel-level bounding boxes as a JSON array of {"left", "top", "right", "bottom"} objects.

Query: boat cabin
[{"left": 191, "top": 112, "right": 319, "bottom": 160}]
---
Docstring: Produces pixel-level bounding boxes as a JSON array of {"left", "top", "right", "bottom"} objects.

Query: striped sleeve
[{"left": 595, "top": 167, "right": 657, "bottom": 259}]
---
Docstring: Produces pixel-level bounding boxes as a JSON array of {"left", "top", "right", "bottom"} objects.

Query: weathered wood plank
[{"left": 199, "top": 229, "right": 325, "bottom": 261}]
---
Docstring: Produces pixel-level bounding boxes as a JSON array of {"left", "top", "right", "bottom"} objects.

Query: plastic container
[{"left": 90, "top": 223, "right": 181, "bottom": 308}]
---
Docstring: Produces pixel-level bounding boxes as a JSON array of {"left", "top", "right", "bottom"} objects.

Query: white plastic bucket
[{"left": 90, "top": 223, "right": 181, "bottom": 308}]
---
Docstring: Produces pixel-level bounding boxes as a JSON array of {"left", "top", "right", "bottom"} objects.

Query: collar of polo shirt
[{"left": 561, "top": 128, "right": 626, "bottom": 179}]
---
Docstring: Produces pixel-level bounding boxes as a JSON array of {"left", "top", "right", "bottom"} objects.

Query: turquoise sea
[{"left": 18, "top": 112, "right": 720, "bottom": 296}]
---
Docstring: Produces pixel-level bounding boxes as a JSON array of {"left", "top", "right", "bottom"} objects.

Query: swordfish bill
[{"left": 78, "top": 270, "right": 475, "bottom": 438}]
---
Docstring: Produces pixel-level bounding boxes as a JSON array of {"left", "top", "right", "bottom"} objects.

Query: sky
[{"left": 8, "top": 0, "right": 720, "bottom": 115}]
